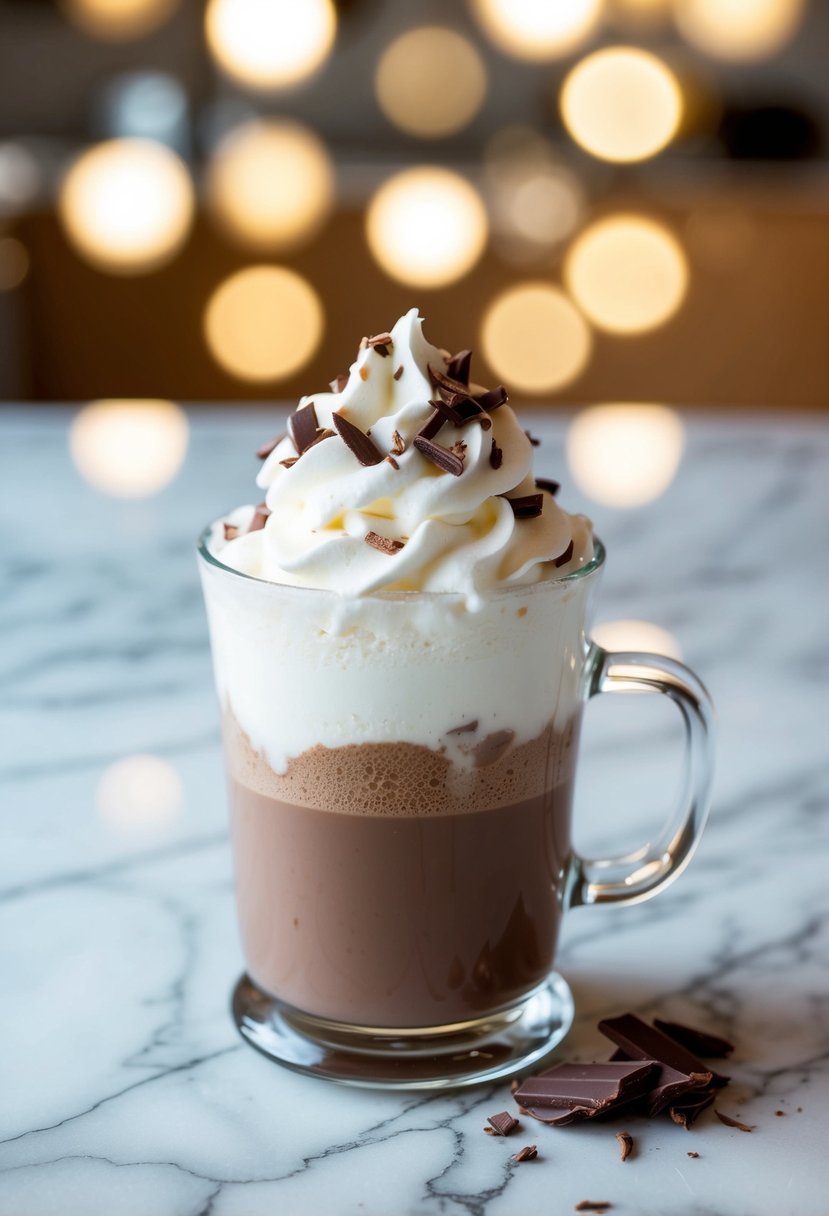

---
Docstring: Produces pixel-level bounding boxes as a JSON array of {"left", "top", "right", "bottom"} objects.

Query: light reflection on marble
[{"left": 1, "top": 407, "right": 827, "bottom": 1216}]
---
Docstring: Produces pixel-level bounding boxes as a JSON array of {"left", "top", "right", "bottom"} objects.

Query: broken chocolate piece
[
  {"left": 513, "top": 1145, "right": 537, "bottom": 1163},
  {"left": 669, "top": 1089, "right": 716, "bottom": 1128},
  {"left": 447, "top": 719, "right": 478, "bottom": 735},
  {"left": 487, "top": 1111, "right": 519, "bottom": 1137},
  {"left": 490, "top": 439, "right": 503, "bottom": 469},
  {"left": 653, "top": 1020, "right": 735, "bottom": 1059},
  {"left": 364, "top": 531, "right": 405, "bottom": 555},
  {"left": 501, "top": 493, "right": 544, "bottom": 520},
  {"left": 514, "top": 1061, "right": 658, "bottom": 1120},
  {"left": 536, "top": 478, "right": 560, "bottom": 497},
  {"left": 223, "top": 523, "right": 239, "bottom": 541},
  {"left": 446, "top": 349, "right": 472, "bottom": 385},
  {"left": 554, "top": 540, "right": 575, "bottom": 568},
  {"left": 714, "top": 1110, "right": 753, "bottom": 1132},
  {"left": 598, "top": 1014, "right": 729, "bottom": 1090},
  {"left": 256, "top": 432, "right": 285, "bottom": 461},
  {"left": 247, "top": 502, "right": 270, "bottom": 533},
  {"left": 329, "top": 372, "right": 349, "bottom": 394},
  {"left": 413, "top": 435, "right": 465, "bottom": 477},
  {"left": 333, "top": 413, "right": 384, "bottom": 466},
  {"left": 288, "top": 402, "right": 319, "bottom": 455},
  {"left": 616, "top": 1131, "right": 633, "bottom": 1161},
  {"left": 393, "top": 365, "right": 404, "bottom": 381}
]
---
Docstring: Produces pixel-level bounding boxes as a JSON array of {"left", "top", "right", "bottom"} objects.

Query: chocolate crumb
[
  {"left": 279, "top": 456, "right": 299, "bottom": 469},
  {"left": 687, "top": 1151, "right": 699, "bottom": 1158},
  {"left": 393, "top": 365, "right": 404, "bottom": 381},
  {"left": 256, "top": 432, "right": 285, "bottom": 461},
  {"left": 616, "top": 1131, "right": 633, "bottom": 1162},
  {"left": 447, "top": 720, "right": 478, "bottom": 735},
  {"left": 247, "top": 502, "right": 270, "bottom": 533},
  {"left": 517, "top": 606, "right": 528, "bottom": 618},
  {"left": 797, "top": 1107, "right": 803, "bottom": 1112},
  {"left": 715, "top": 1110, "right": 753, "bottom": 1132},
  {"left": 554, "top": 539, "right": 575, "bottom": 568},
  {"left": 359, "top": 366, "right": 369, "bottom": 381},
  {"left": 525, "top": 430, "right": 541, "bottom": 447},
  {"left": 502, "top": 493, "right": 544, "bottom": 520},
  {"left": 364, "top": 531, "right": 405, "bottom": 555},
  {"left": 775, "top": 1110, "right": 785, "bottom": 1117},
  {"left": 223, "top": 523, "right": 239, "bottom": 541},
  {"left": 574, "top": 1203, "right": 611, "bottom": 1213},
  {"left": 536, "top": 478, "right": 560, "bottom": 497},
  {"left": 333, "top": 413, "right": 385, "bottom": 466},
  {"left": 391, "top": 429, "right": 406, "bottom": 455},
  {"left": 288, "top": 402, "right": 319, "bottom": 455},
  {"left": 450, "top": 440, "right": 467, "bottom": 462},
  {"left": 487, "top": 1111, "right": 520, "bottom": 1137},
  {"left": 330, "top": 372, "right": 349, "bottom": 394},
  {"left": 513, "top": 1145, "right": 537, "bottom": 1163},
  {"left": 413, "top": 435, "right": 465, "bottom": 477},
  {"left": 490, "top": 438, "right": 503, "bottom": 469},
  {"left": 483, "top": 1127, "right": 495, "bottom": 1135}
]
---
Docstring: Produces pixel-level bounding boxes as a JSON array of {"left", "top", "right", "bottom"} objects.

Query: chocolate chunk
[
  {"left": 247, "top": 502, "right": 270, "bottom": 533},
  {"left": 256, "top": 432, "right": 285, "bottom": 461},
  {"left": 598, "top": 1014, "right": 729, "bottom": 1090},
  {"left": 393, "top": 365, "right": 404, "bottom": 381},
  {"left": 575, "top": 1203, "right": 611, "bottom": 1212},
  {"left": 391, "top": 430, "right": 406, "bottom": 455},
  {"left": 669, "top": 1089, "right": 716, "bottom": 1128},
  {"left": 554, "top": 540, "right": 575, "bottom": 568},
  {"left": 514, "top": 1061, "right": 658, "bottom": 1121},
  {"left": 288, "top": 402, "right": 319, "bottom": 455},
  {"left": 333, "top": 413, "right": 384, "bottom": 466},
  {"left": 476, "top": 385, "right": 508, "bottom": 412},
  {"left": 447, "top": 719, "right": 478, "bottom": 735},
  {"left": 367, "top": 332, "right": 392, "bottom": 356},
  {"left": 490, "top": 439, "right": 503, "bottom": 469},
  {"left": 487, "top": 1111, "right": 519, "bottom": 1137},
  {"left": 616, "top": 1131, "right": 633, "bottom": 1161},
  {"left": 474, "top": 729, "right": 515, "bottom": 767},
  {"left": 714, "top": 1110, "right": 753, "bottom": 1132},
  {"left": 364, "top": 531, "right": 405, "bottom": 555},
  {"left": 223, "top": 523, "right": 239, "bottom": 541},
  {"left": 279, "top": 456, "right": 299, "bottom": 469},
  {"left": 502, "top": 494, "right": 544, "bottom": 520},
  {"left": 446, "top": 349, "right": 472, "bottom": 385},
  {"left": 536, "top": 478, "right": 560, "bottom": 497},
  {"left": 413, "top": 435, "right": 465, "bottom": 477},
  {"left": 513, "top": 1145, "right": 537, "bottom": 1163},
  {"left": 417, "top": 410, "right": 445, "bottom": 442},
  {"left": 653, "top": 1020, "right": 735, "bottom": 1059}
]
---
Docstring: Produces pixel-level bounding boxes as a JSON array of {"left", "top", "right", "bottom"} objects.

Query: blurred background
[{"left": 1, "top": 0, "right": 827, "bottom": 418}]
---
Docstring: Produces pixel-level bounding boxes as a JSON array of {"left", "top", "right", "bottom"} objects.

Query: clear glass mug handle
[{"left": 568, "top": 644, "right": 716, "bottom": 907}]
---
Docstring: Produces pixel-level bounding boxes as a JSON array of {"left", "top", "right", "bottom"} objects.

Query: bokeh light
[
  {"left": 560, "top": 47, "right": 682, "bottom": 163},
  {"left": 205, "top": 0, "right": 336, "bottom": 90},
  {"left": 593, "top": 618, "right": 683, "bottom": 660},
  {"left": 0, "top": 142, "right": 42, "bottom": 219},
  {"left": 207, "top": 119, "right": 334, "bottom": 253},
  {"left": 674, "top": 0, "right": 805, "bottom": 62},
  {"left": 58, "top": 138, "right": 194, "bottom": 274},
  {"left": 481, "top": 284, "right": 593, "bottom": 394},
  {"left": 97, "top": 755, "right": 184, "bottom": 832},
  {"left": 375, "top": 27, "right": 487, "bottom": 139},
  {"left": 204, "top": 266, "right": 324, "bottom": 382},
  {"left": 366, "top": 168, "right": 488, "bottom": 289},
  {"left": 0, "top": 237, "right": 30, "bottom": 292},
  {"left": 471, "top": 0, "right": 603, "bottom": 60},
  {"left": 564, "top": 215, "right": 689, "bottom": 334},
  {"left": 70, "top": 399, "right": 189, "bottom": 497},
  {"left": 566, "top": 404, "right": 685, "bottom": 506},
  {"left": 61, "top": 0, "right": 180, "bottom": 41}
]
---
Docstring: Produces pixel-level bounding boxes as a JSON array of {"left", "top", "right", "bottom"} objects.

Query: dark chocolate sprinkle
[
  {"left": 330, "top": 372, "right": 349, "bottom": 393},
  {"left": 502, "top": 493, "right": 544, "bottom": 520},
  {"left": 256, "top": 432, "right": 285, "bottom": 461},
  {"left": 413, "top": 435, "right": 465, "bottom": 477},
  {"left": 490, "top": 438, "right": 503, "bottom": 469},
  {"left": 333, "top": 413, "right": 384, "bottom": 466},
  {"left": 364, "top": 531, "right": 405, "bottom": 555},
  {"left": 393, "top": 365, "right": 404, "bottom": 380},
  {"left": 288, "top": 402, "right": 319, "bottom": 454},
  {"left": 247, "top": 502, "right": 271, "bottom": 533},
  {"left": 446, "top": 349, "right": 472, "bottom": 385},
  {"left": 487, "top": 1111, "right": 520, "bottom": 1137},
  {"left": 536, "top": 478, "right": 560, "bottom": 497},
  {"left": 554, "top": 539, "right": 575, "bottom": 567}
]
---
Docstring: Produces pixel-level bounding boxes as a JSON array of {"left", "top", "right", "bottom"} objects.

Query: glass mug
[{"left": 198, "top": 533, "right": 715, "bottom": 1089}]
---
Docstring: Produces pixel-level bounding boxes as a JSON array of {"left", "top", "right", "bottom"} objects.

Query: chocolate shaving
[
  {"left": 390, "top": 430, "right": 406, "bottom": 455},
  {"left": 487, "top": 1112, "right": 519, "bottom": 1137},
  {"left": 536, "top": 478, "right": 560, "bottom": 497},
  {"left": 525, "top": 430, "right": 541, "bottom": 447},
  {"left": 502, "top": 494, "right": 543, "bottom": 520},
  {"left": 714, "top": 1110, "right": 753, "bottom": 1132},
  {"left": 428, "top": 363, "right": 473, "bottom": 402},
  {"left": 687, "top": 1151, "right": 700, "bottom": 1158},
  {"left": 513, "top": 1145, "right": 537, "bottom": 1163},
  {"left": 417, "top": 410, "right": 445, "bottom": 442},
  {"left": 367, "top": 332, "right": 392, "bottom": 356},
  {"left": 247, "top": 502, "right": 270, "bottom": 533},
  {"left": 476, "top": 385, "right": 508, "bottom": 412},
  {"left": 329, "top": 372, "right": 349, "bottom": 394},
  {"left": 616, "top": 1131, "right": 633, "bottom": 1161},
  {"left": 446, "top": 349, "right": 472, "bottom": 385},
  {"left": 575, "top": 1203, "right": 611, "bottom": 1212},
  {"left": 490, "top": 439, "right": 503, "bottom": 469},
  {"left": 385, "top": 455, "right": 400, "bottom": 470},
  {"left": 364, "top": 531, "right": 405, "bottom": 555},
  {"left": 554, "top": 540, "right": 575, "bottom": 568},
  {"left": 306, "top": 427, "right": 335, "bottom": 451},
  {"left": 447, "top": 720, "right": 478, "bottom": 735},
  {"left": 223, "top": 523, "right": 239, "bottom": 541},
  {"left": 279, "top": 457, "right": 299, "bottom": 469},
  {"left": 393, "top": 365, "right": 404, "bottom": 381},
  {"left": 333, "top": 413, "right": 384, "bottom": 466},
  {"left": 256, "top": 432, "right": 285, "bottom": 461},
  {"left": 413, "top": 435, "right": 465, "bottom": 477},
  {"left": 288, "top": 402, "right": 319, "bottom": 455},
  {"left": 669, "top": 1089, "right": 715, "bottom": 1128},
  {"left": 653, "top": 1020, "right": 735, "bottom": 1059}
]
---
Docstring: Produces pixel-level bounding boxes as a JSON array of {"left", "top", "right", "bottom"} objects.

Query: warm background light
[
  {"left": 205, "top": 0, "right": 336, "bottom": 90},
  {"left": 97, "top": 755, "right": 184, "bottom": 832},
  {"left": 471, "top": 0, "right": 603, "bottom": 60},
  {"left": 560, "top": 47, "right": 682, "bottom": 162},
  {"left": 70, "top": 399, "right": 189, "bottom": 497},
  {"left": 565, "top": 214, "right": 689, "bottom": 334},
  {"left": 58, "top": 138, "right": 194, "bottom": 274},
  {"left": 481, "top": 284, "right": 593, "bottom": 394},
  {"left": 566, "top": 403, "right": 685, "bottom": 506},
  {"left": 0, "top": 237, "right": 30, "bottom": 291},
  {"left": 366, "top": 167, "right": 488, "bottom": 288},
  {"left": 674, "top": 0, "right": 805, "bottom": 62},
  {"left": 375, "top": 27, "right": 487, "bottom": 139},
  {"left": 204, "top": 266, "right": 324, "bottom": 382},
  {"left": 592, "top": 618, "right": 683, "bottom": 660},
  {"left": 61, "top": 0, "right": 180, "bottom": 41},
  {"left": 207, "top": 120, "right": 334, "bottom": 253}
]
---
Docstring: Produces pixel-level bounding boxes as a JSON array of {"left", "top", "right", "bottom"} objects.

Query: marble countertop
[{"left": 1, "top": 407, "right": 828, "bottom": 1216}]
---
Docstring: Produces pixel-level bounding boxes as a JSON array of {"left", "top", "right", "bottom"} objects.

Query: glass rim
[{"left": 197, "top": 522, "right": 605, "bottom": 602}]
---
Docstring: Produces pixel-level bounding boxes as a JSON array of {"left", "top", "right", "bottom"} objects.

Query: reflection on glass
[
  {"left": 58, "top": 138, "right": 194, "bottom": 275},
  {"left": 561, "top": 47, "right": 682, "bottom": 162},
  {"left": 70, "top": 400, "right": 189, "bottom": 497},
  {"left": 481, "top": 284, "right": 592, "bottom": 394},
  {"left": 471, "top": 0, "right": 602, "bottom": 60},
  {"left": 567, "top": 404, "right": 685, "bottom": 507},
  {"left": 97, "top": 755, "right": 184, "bottom": 832},
  {"left": 366, "top": 168, "right": 488, "bottom": 288},
  {"left": 205, "top": 0, "right": 336, "bottom": 90},
  {"left": 375, "top": 27, "right": 487, "bottom": 139},
  {"left": 675, "top": 0, "right": 805, "bottom": 62},
  {"left": 204, "top": 266, "right": 324, "bottom": 382},
  {"left": 593, "top": 618, "right": 683, "bottom": 661}
]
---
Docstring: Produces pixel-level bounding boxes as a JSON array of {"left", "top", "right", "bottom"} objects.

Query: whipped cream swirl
[{"left": 212, "top": 309, "right": 592, "bottom": 601}]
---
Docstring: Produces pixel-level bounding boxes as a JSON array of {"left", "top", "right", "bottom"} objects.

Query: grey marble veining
[{"left": 1, "top": 407, "right": 828, "bottom": 1216}]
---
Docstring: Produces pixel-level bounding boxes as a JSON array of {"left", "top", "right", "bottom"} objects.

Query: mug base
[{"left": 231, "top": 972, "right": 575, "bottom": 1090}]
